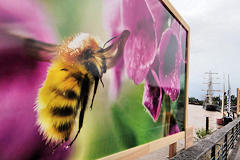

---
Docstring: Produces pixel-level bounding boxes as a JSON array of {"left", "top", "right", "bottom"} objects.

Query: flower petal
[
  {"left": 169, "top": 116, "right": 180, "bottom": 135},
  {"left": 180, "top": 25, "right": 187, "bottom": 74},
  {"left": 122, "top": 0, "right": 152, "bottom": 29},
  {"left": 180, "top": 25, "right": 187, "bottom": 63},
  {"left": 169, "top": 124, "right": 180, "bottom": 135},
  {"left": 158, "top": 25, "right": 182, "bottom": 101},
  {"left": 142, "top": 78, "right": 162, "bottom": 122},
  {"left": 104, "top": 0, "right": 161, "bottom": 84},
  {"left": 145, "top": 0, "right": 169, "bottom": 46},
  {"left": 120, "top": 0, "right": 157, "bottom": 84},
  {"left": 170, "top": 19, "right": 180, "bottom": 35},
  {"left": 124, "top": 24, "right": 156, "bottom": 84}
]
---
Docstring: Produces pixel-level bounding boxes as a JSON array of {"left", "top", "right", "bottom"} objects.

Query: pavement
[{"left": 229, "top": 137, "right": 240, "bottom": 160}]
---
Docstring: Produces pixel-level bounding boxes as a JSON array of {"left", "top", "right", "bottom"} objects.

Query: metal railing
[{"left": 171, "top": 117, "right": 240, "bottom": 160}]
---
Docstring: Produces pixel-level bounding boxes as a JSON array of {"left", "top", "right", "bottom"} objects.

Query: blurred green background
[{"left": 40, "top": 0, "right": 108, "bottom": 41}]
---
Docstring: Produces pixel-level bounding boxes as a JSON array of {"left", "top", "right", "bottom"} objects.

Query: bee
[{"left": 9, "top": 30, "right": 129, "bottom": 148}]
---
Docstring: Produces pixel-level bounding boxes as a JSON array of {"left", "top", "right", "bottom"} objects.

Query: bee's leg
[
  {"left": 68, "top": 75, "right": 90, "bottom": 147},
  {"left": 100, "top": 77, "right": 104, "bottom": 87},
  {"left": 67, "top": 103, "right": 86, "bottom": 147},
  {"left": 90, "top": 77, "right": 99, "bottom": 110},
  {"left": 52, "top": 140, "right": 64, "bottom": 152}
]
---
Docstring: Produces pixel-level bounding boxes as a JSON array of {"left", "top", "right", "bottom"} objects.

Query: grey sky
[{"left": 170, "top": 0, "right": 240, "bottom": 99}]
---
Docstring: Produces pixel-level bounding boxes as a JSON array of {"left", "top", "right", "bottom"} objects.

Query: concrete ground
[{"left": 229, "top": 137, "right": 240, "bottom": 160}]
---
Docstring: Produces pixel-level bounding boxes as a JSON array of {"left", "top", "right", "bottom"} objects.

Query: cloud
[{"left": 170, "top": 0, "right": 240, "bottom": 99}]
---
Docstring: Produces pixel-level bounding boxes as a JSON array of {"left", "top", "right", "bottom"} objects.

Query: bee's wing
[
  {"left": 1, "top": 30, "right": 58, "bottom": 61},
  {"left": 22, "top": 38, "right": 58, "bottom": 61},
  {"left": 98, "top": 30, "right": 130, "bottom": 68}
]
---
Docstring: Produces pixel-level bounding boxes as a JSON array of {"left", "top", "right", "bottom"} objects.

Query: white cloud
[{"left": 170, "top": 0, "right": 240, "bottom": 99}]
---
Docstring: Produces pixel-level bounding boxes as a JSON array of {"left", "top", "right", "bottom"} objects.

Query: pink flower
[
  {"left": 169, "top": 116, "right": 180, "bottom": 135},
  {"left": 142, "top": 20, "right": 183, "bottom": 121},
  {"left": 103, "top": 0, "right": 168, "bottom": 121},
  {"left": 103, "top": 0, "right": 167, "bottom": 95},
  {"left": 169, "top": 124, "right": 180, "bottom": 135},
  {"left": 0, "top": 0, "right": 70, "bottom": 159},
  {"left": 121, "top": 0, "right": 156, "bottom": 84},
  {"left": 142, "top": 80, "right": 162, "bottom": 122},
  {"left": 142, "top": 56, "right": 162, "bottom": 122},
  {"left": 103, "top": 0, "right": 184, "bottom": 124},
  {"left": 180, "top": 25, "right": 187, "bottom": 70},
  {"left": 157, "top": 20, "right": 182, "bottom": 101}
]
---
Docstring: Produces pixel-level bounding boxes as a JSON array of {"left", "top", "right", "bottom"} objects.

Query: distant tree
[
  {"left": 189, "top": 97, "right": 203, "bottom": 105},
  {"left": 231, "top": 95, "right": 237, "bottom": 106},
  {"left": 212, "top": 95, "right": 237, "bottom": 106}
]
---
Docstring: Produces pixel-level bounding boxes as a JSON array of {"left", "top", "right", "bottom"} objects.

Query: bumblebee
[{"left": 9, "top": 30, "right": 129, "bottom": 148}]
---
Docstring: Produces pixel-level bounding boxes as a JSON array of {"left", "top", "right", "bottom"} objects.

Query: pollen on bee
[
  {"left": 68, "top": 33, "right": 90, "bottom": 49},
  {"left": 57, "top": 32, "right": 99, "bottom": 62}
]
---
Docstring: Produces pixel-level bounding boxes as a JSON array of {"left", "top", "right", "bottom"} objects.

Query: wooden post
[
  {"left": 206, "top": 117, "right": 209, "bottom": 133},
  {"left": 222, "top": 89, "right": 225, "bottom": 118},
  {"left": 185, "top": 126, "right": 193, "bottom": 149},
  {"left": 237, "top": 88, "right": 239, "bottom": 117},
  {"left": 169, "top": 142, "right": 177, "bottom": 158},
  {"left": 184, "top": 24, "right": 190, "bottom": 150}
]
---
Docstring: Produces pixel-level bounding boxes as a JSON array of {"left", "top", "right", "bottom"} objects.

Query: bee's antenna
[{"left": 103, "top": 36, "right": 118, "bottom": 49}]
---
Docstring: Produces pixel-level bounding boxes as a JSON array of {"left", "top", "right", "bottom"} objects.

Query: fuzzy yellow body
[
  {"left": 37, "top": 62, "right": 88, "bottom": 142},
  {"left": 35, "top": 30, "right": 129, "bottom": 145},
  {"left": 36, "top": 35, "right": 100, "bottom": 143}
]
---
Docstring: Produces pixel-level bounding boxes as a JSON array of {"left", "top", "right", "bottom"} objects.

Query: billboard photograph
[{"left": 0, "top": 0, "right": 188, "bottom": 159}]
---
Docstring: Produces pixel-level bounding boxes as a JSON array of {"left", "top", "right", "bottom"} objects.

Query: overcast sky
[{"left": 169, "top": 0, "right": 240, "bottom": 99}]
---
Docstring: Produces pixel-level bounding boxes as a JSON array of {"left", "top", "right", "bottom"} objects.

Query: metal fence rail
[{"left": 171, "top": 117, "right": 240, "bottom": 160}]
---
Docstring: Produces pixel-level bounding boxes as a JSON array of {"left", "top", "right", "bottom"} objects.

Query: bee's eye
[{"left": 61, "top": 68, "right": 68, "bottom": 71}]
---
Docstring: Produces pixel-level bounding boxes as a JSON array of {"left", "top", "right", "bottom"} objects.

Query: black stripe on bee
[
  {"left": 51, "top": 107, "right": 74, "bottom": 116},
  {"left": 80, "top": 75, "right": 90, "bottom": 107},
  {"left": 56, "top": 122, "right": 72, "bottom": 132},
  {"left": 83, "top": 49, "right": 93, "bottom": 59},
  {"left": 72, "top": 72, "right": 83, "bottom": 82},
  {"left": 84, "top": 61, "right": 100, "bottom": 77},
  {"left": 52, "top": 88, "right": 78, "bottom": 100},
  {"left": 64, "top": 90, "right": 77, "bottom": 99}
]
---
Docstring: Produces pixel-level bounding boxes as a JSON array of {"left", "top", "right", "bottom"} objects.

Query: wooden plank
[
  {"left": 185, "top": 126, "right": 193, "bottom": 149},
  {"left": 237, "top": 88, "right": 239, "bottom": 116},
  {"left": 169, "top": 142, "right": 177, "bottom": 158},
  {"left": 99, "top": 132, "right": 185, "bottom": 160},
  {"left": 184, "top": 27, "right": 190, "bottom": 130},
  {"left": 149, "top": 131, "right": 185, "bottom": 152}
]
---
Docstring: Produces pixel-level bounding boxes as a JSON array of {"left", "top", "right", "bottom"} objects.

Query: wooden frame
[
  {"left": 237, "top": 88, "right": 239, "bottom": 117},
  {"left": 100, "top": 132, "right": 185, "bottom": 160},
  {"left": 100, "top": 0, "right": 190, "bottom": 159}
]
